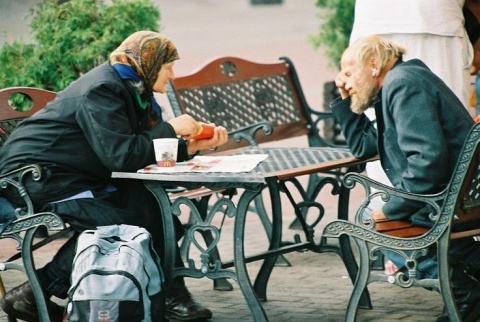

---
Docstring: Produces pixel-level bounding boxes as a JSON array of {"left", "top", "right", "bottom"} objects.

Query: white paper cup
[{"left": 153, "top": 138, "right": 178, "bottom": 167}]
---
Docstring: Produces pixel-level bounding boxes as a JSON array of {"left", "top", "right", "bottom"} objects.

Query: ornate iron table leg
[
  {"left": 144, "top": 181, "right": 178, "bottom": 294},
  {"left": 234, "top": 185, "right": 269, "bottom": 321},
  {"left": 253, "top": 194, "right": 291, "bottom": 267},
  {"left": 179, "top": 194, "right": 233, "bottom": 291},
  {"left": 253, "top": 179, "right": 282, "bottom": 301},
  {"left": 146, "top": 181, "right": 268, "bottom": 321}
]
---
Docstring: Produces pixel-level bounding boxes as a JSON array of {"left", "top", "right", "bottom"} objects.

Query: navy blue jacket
[{"left": 331, "top": 59, "right": 474, "bottom": 219}]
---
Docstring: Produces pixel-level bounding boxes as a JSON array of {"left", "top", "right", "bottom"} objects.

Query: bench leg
[
  {"left": 345, "top": 239, "right": 371, "bottom": 322},
  {"left": 253, "top": 194, "right": 291, "bottom": 267},
  {"left": 23, "top": 228, "right": 51, "bottom": 322},
  {"left": 337, "top": 183, "right": 372, "bottom": 310}
]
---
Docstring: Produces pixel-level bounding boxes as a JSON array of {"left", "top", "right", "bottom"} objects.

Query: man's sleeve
[{"left": 330, "top": 97, "right": 378, "bottom": 159}]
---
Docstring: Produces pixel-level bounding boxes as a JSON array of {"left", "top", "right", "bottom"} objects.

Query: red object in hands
[{"left": 192, "top": 122, "right": 215, "bottom": 140}]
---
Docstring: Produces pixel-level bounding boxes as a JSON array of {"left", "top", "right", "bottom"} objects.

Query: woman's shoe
[
  {"left": 0, "top": 281, "right": 64, "bottom": 322},
  {"left": 165, "top": 290, "right": 212, "bottom": 321}
]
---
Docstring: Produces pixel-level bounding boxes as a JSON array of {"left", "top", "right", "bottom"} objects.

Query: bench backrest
[
  {"left": 167, "top": 56, "right": 339, "bottom": 153},
  {"left": 0, "top": 87, "right": 56, "bottom": 148},
  {"left": 449, "top": 124, "right": 480, "bottom": 238}
]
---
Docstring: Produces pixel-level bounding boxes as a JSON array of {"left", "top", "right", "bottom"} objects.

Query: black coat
[{"left": 0, "top": 62, "right": 188, "bottom": 206}]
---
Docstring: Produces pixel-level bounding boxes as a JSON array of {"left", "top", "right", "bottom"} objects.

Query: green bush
[
  {"left": 310, "top": 0, "right": 355, "bottom": 70},
  {"left": 0, "top": 0, "right": 161, "bottom": 91}
]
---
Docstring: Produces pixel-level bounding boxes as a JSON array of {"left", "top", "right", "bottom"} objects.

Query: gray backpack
[{"left": 66, "top": 224, "right": 165, "bottom": 322}]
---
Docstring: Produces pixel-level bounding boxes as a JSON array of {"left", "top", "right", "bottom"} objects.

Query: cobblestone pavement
[{"left": 0, "top": 1, "right": 445, "bottom": 321}]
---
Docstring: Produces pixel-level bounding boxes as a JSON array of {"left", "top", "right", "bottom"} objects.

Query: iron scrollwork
[{"left": 171, "top": 195, "right": 236, "bottom": 277}]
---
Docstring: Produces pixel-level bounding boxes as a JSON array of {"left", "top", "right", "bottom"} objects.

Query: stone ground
[{"left": 0, "top": 1, "right": 446, "bottom": 321}]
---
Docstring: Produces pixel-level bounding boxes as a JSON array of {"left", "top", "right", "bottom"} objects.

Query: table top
[{"left": 112, "top": 146, "right": 366, "bottom": 186}]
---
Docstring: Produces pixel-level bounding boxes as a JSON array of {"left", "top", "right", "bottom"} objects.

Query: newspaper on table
[{"left": 137, "top": 154, "right": 269, "bottom": 173}]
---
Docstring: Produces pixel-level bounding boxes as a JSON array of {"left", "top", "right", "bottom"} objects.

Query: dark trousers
[{"left": 37, "top": 179, "right": 183, "bottom": 299}]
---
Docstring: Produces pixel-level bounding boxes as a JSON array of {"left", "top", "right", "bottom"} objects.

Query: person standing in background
[{"left": 351, "top": 0, "right": 473, "bottom": 108}]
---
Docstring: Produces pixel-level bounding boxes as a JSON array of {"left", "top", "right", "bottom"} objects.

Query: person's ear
[{"left": 371, "top": 57, "right": 378, "bottom": 77}]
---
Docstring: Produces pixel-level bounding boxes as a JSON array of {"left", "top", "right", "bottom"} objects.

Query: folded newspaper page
[{"left": 138, "top": 154, "right": 269, "bottom": 173}]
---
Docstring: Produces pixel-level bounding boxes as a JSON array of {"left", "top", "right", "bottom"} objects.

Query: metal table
[{"left": 112, "top": 146, "right": 372, "bottom": 321}]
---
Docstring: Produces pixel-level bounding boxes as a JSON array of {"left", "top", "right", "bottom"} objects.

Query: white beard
[{"left": 351, "top": 94, "right": 372, "bottom": 114}]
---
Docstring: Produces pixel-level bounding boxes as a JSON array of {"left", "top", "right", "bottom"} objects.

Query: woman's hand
[
  {"left": 167, "top": 114, "right": 201, "bottom": 138},
  {"left": 186, "top": 125, "right": 228, "bottom": 154},
  {"left": 167, "top": 115, "right": 228, "bottom": 153}
]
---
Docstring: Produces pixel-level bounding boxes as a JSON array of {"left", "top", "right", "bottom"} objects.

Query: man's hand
[
  {"left": 335, "top": 71, "right": 350, "bottom": 100},
  {"left": 371, "top": 208, "right": 389, "bottom": 222}
]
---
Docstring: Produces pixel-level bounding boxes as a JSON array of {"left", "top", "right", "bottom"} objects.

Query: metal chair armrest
[
  {"left": 343, "top": 172, "right": 447, "bottom": 227},
  {"left": 229, "top": 121, "right": 273, "bottom": 147}
]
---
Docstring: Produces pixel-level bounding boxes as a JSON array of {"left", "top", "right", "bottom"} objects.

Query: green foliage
[
  {"left": 0, "top": 0, "right": 161, "bottom": 91},
  {"left": 0, "top": 41, "right": 36, "bottom": 87},
  {"left": 310, "top": 0, "right": 355, "bottom": 70}
]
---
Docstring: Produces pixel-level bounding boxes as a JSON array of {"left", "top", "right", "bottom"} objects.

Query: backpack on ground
[{"left": 65, "top": 224, "right": 165, "bottom": 322}]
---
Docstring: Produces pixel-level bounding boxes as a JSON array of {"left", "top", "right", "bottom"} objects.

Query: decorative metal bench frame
[
  {"left": 322, "top": 122, "right": 480, "bottom": 321},
  {"left": 0, "top": 87, "right": 72, "bottom": 322}
]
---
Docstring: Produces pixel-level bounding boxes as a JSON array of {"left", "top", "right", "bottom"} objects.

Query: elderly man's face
[{"left": 340, "top": 51, "right": 378, "bottom": 114}]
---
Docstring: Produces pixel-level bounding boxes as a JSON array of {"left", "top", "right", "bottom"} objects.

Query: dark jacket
[
  {"left": 0, "top": 62, "right": 188, "bottom": 206},
  {"left": 331, "top": 59, "right": 474, "bottom": 219}
]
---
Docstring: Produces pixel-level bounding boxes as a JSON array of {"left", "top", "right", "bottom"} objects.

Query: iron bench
[
  {"left": 0, "top": 87, "right": 72, "bottom": 322},
  {"left": 322, "top": 122, "right": 480, "bottom": 321}
]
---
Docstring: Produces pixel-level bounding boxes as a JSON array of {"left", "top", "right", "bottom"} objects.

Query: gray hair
[{"left": 347, "top": 35, "right": 407, "bottom": 70}]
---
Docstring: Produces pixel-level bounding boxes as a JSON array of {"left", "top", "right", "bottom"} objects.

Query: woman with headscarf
[{"left": 0, "top": 30, "right": 226, "bottom": 321}]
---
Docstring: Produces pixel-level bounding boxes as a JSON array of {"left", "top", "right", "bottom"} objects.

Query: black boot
[
  {"left": 165, "top": 278, "right": 212, "bottom": 321},
  {"left": 0, "top": 281, "right": 65, "bottom": 322},
  {"left": 436, "top": 270, "right": 480, "bottom": 322}
]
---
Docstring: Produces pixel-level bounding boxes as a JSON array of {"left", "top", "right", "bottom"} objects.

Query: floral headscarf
[
  {"left": 110, "top": 30, "right": 179, "bottom": 89},
  {"left": 109, "top": 31, "right": 179, "bottom": 124}
]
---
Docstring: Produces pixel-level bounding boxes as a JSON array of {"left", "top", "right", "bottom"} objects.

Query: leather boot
[
  {"left": 165, "top": 278, "right": 212, "bottom": 321},
  {"left": 436, "top": 270, "right": 480, "bottom": 322},
  {"left": 0, "top": 281, "right": 65, "bottom": 322}
]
